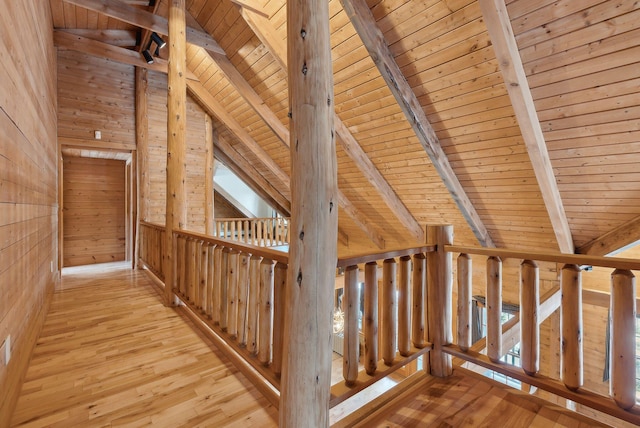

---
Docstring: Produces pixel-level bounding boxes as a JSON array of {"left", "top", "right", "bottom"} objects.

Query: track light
[
  {"left": 142, "top": 49, "right": 154, "bottom": 64},
  {"left": 151, "top": 32, "right": 166, "bottom": 49}
]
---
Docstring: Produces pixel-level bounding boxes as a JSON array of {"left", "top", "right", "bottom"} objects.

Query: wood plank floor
[
  {"left": 10, "top": 263, "right": 278, "bottom": 427},
  {"left": 340, "top": 370, "right": 607, "bottom": 428}
]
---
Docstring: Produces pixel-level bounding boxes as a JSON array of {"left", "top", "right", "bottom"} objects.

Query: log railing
[
  {"left": 138, "top": 221, "right": 288, "bottom": 406},
  {"left": 138, "top": 221, "right": 165, "bottom": 280},
  {"left": 444, "top": 245, "right": 640, "bottom": 424},
  {"left": 329, "top": 243, "right": 438, "bottom": 408},
  {"left": 214, "top": 217, "right": 290, "bottom": 247}
]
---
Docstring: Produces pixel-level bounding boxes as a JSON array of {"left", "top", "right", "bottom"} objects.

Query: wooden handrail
[
  {"left": 445, "top": 245, "right": 640, "bottom": 271},
  {"left": 336, "top": 245, "right": 435, "bottom": 268},
  {"left": 175, "top": 228, "right": 288, "bottom": 264}
]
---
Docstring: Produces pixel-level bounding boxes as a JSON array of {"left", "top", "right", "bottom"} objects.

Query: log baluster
[
  {"left": 199, "top": 241, "right": 209, "bottom": 313},
  {"left": 520, "top": 259, "right": 539, "bottom": 376},
  {"left": 343, "top": 265, "right": 359, "bottom": 385},
  {"left": 486, "top": 256, "right": 502, "bottom": 363},
  {"left": 257, "top": 221, "right": 263, "bottom": 246},
  {"left": 364, "top": 261, "right": 378, "bottom": 375},
  {"left": 219, "top": 247, "right": 230, "bottom": 331},
  {"left": 212, "top": 245, "right": 223, "bottom": 324},
  {"left": 412, "top": 253, "right": 426, "bottom": 349},
  {"left": 184, "top": 237, "right": 193, "bottom": 301},
  {"left": 272, "top": 261, "right": 287, "bottom": 376},
  {"left": 195, "top": 240, "right": 204, "bottom": 309},
  {"left": 259, "top": 257, "right": 274, "bottom": 365},
  {"left": 610, "top": 268, "right": 636, "bottom": 410},
  {"left": 398, "top": 256, "right": 411, "bottom": 357},
  {"left": 177, "top": 235, "right": 186, "bottom": 297},
  {"left": 237, "top": 252, "right": 250, "bottom": 346},
  {"left": 227, "top": 249, "right": 239, "bottom": 337},
  {"left": 244, "top": 220, "right": 250, "bottom": 244},
  {"left": 382, "top": 258, "right": 397, "bottom": 366},
  {"left": 561, "top": 264, "right": 582, "bottom": 391},
  {"left": 247, "top": 255, "right": 261, "bottom": 354},
  {"left": 205, "top": 243, "right": 214, "bottom": 318},
  {"left": 457, "top": 253, "right": 472, "bottom": 352}
]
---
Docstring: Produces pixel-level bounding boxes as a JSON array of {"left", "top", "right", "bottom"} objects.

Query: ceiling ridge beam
[
  {"left": 188, "top": 81, "right": 385, "bottom": 248},
  {"left": 237, "top": 5, "right": 424, "bottom": 244},
  {"left": 480, "top": 0, "right": 573, "bottom": 253},
  {"left": 339, "top": 0, "right": 494, "bottom": 248},
  {"left": 577, "top": 214, "right": 640, "bottom": 256},
  {"left": 62, "top": 0, "right": 225, "bottom": 55}
]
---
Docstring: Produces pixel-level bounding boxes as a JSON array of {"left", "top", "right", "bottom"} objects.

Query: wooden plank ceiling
[{"left": 49, "top": 0, "right": 640, "bottom": 255}]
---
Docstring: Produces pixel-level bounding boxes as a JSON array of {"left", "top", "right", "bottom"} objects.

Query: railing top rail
[
  {"left": 175, "top": 228, "right": 289, "bottom": 264},
  {"left": 337, "top": 245, "right": 436, "bottom": 268},
  {"left": 140, "top": 220, "right": 166, "bottom": 231},
  {"left": 214, "top": 217, "right": 290, "bottom": 222},
  {"left": 446, "top": 245, "right": 640, "bottom": 271}
]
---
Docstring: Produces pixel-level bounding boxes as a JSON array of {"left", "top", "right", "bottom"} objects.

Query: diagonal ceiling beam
[
  {"left": 62, "top": 0, "right": 225, "bottom": 55},
  {"left": 188, "top": 81, "right": 385, "bottom": 248},
  {"left": 215, "top": 134, "right": 291, "bottom": 216},
  {"left": 577, "top": 214, "right": 640, "bottom": 256},
  {"left": 339, "top": 0, "right": 494, "bottom": 248},
  {"left": 236, "top": 4, "right": 425, "bottom": 243},
  {"left": 53, "top": 30, "right": 198, "bottom": 80},
  {"left": 479, "top": 0, "right": 573, "bottom": 254}
]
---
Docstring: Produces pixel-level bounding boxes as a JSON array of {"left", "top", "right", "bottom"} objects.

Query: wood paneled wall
[
  {"left": 0, "top": 1, "right": 58, "bottom": 424},
  {"left": 63, "top": 157, "right": 126, "bottom": 267},
  {"left": 144, "top": 70, "right": 210, "bottom": 233},
  {"left": 214, "top": 191, "right": 246, "bottom": 219},
  {"left": 57, "top": 49, "right": 135, "bottom": 151}
]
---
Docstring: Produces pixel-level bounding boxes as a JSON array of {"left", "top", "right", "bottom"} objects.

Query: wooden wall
[
  {"left": 144, "top": 70, "right": 210, "bottom": 233},
  {"left": 0, "top": 1, "right": 58, "bottom": 424},
  {"left": 214, "top": 190, "right": 246, "bottom": 219},
  {"left": 63, "top": 157, "right": 126, "bottom": 267},
  {"left": 57, "top": 49, "right": 136, "bottom": 151}
]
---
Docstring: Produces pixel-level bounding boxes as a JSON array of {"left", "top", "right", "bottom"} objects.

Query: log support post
[
  {"left": 280, "top": 0, "right": 337, "bottom": 423},
  {"left": 163, "top": 0, "right": 187, "bottom": 306},
  {"left": 426, "top": 225, "right": 453, "bottom": 377},
  {"left": 135, "top": 67, "right": 148, "bottom": 269}
]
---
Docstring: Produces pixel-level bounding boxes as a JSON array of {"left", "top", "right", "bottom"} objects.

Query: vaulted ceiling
[{"left": 49, "top": 0, "right": 640, "bottom": 256}]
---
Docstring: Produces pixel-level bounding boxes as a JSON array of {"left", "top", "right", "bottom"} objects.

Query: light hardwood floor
[{"left": 10, "top": 263, "right": 278, "bottom": 427}]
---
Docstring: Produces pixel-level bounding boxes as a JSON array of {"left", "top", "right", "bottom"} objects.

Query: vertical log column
[
  {"left": 163, "top": 0, "right": 187, "bottom": 306},
  {"left": 281, "top": 0, "right": 337, "bottom": 423},
  {"left": 135, "top": 67, "right": 148, "bottom": 269},
  {"left": 457, "top": 253, "right": 472, "bottom": 352},
  {"left": 205, "top": 117, "right": 215, "bottom": 235},
  {"left": 486, "top": 256, "right": 502, "bottom": 362},
  {"left": 561, "top": 264, "right": 582, "bottom": 391},
  {"left": 610, "top": 269, "right": 636, "bottom": 410},
  {"left": 520, "top": 260, "right": 539, "bottom": 375},
  {"left": 343, "top": 265, "right": 359, "bottom": 385},
  {"left": 426, "top": 225, "right": 453, "bottom": 377}
]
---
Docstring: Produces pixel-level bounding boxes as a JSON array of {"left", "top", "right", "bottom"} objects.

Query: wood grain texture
[
  {"left": 10, "top": 263, "right": 278, "bottom": 427},
  {"left": 63, "top": 157, "right": 126, "bottom": 267}
]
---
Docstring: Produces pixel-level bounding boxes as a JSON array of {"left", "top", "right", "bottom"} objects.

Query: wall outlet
[
  {"left": 94, "top": 130, "right": 101, "bottom": 140},
  {"left": 0, "top": 335, "right": 10, "bottom": 366}
]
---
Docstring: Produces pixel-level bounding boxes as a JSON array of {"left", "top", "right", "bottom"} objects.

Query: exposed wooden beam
[
  {"left": 188, "top": 80, "right": 385, "bottom": 248},
  {"left": 187, "top": 80, "right": 291, "bottom": 187},
  {"left": 62, "top": 0, "right": 225, "bottom": 55},
  {"left": 62, "top": 29, "right": 137, "bottom": 47},
  {"left": 214, "top": 135, "right": 291, "bottom": 216},
  {"left": 577, "top": 214, "right": 640, "bottom": 256},
  {"left": 479, "top": 0, "right": 573, "bottom": 254},
  {"left": 53, "top": 30, "right": 198, "bottom": 80},
  {"left": 238, "top": 6, "right": 425, "bottom": 244},
  {"left": 339, "top": 0, "right": 494, "bottom": 248}
]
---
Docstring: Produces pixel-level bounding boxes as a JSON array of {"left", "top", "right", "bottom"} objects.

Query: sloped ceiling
[{"left": 49, "top": 0, "right": 640, "bottom": 257}]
